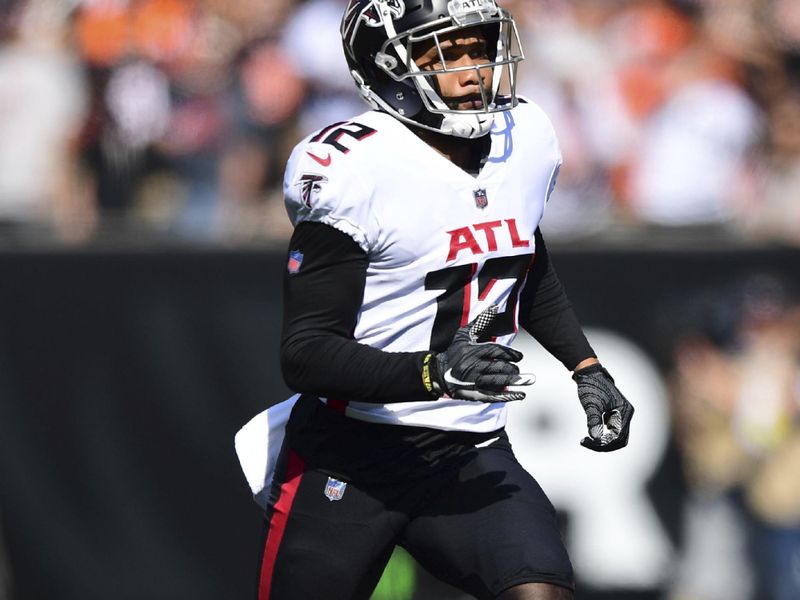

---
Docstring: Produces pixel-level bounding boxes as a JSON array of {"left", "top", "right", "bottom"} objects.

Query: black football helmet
[{"left": 341, "top": 0, "right": 524, "bottom": 138}]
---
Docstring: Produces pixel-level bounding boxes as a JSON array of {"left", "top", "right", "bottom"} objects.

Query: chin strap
[{"left": 442, "top": 113, "right": 494, "bottom": 139}]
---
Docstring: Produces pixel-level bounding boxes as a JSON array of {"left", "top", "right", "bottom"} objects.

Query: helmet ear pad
[
  {"left": 371, "top": 79, "right": 424, "bottom": 118},
  {"left": 372, "top": 73, "right": 452, "bottom": 133}
]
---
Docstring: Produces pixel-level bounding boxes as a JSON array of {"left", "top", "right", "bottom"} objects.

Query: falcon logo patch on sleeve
[{"left": 299, "top": 173, "right": 328, "bottom": 208}]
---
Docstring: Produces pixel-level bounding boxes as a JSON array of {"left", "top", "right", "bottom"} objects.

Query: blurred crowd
[
  {"left": 0, "top": 0, "right": 799, "bottom": 246},
  {"left": 668, "top": 275, "right": 800, "bottom": 600}
]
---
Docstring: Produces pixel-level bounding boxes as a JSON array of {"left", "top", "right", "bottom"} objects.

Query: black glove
[
  {"left": 573, "top": 363, "right": 634, "bottom": 452},
  {"left": 424, "top": 305, "right": 535, "bottom": 403}
]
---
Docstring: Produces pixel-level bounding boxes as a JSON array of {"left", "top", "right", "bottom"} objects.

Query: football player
[{"left": 254, "top": 1, "right": 634, "bottom": 598}]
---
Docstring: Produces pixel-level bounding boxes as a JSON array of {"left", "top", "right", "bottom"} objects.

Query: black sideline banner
[{"left": 0, "top": 246, "right": 798, "bottom": 600}]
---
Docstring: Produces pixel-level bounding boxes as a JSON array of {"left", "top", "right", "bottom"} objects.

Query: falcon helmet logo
[
  {"left": 345, "top": 0, "right": 405, "bottom": 32},
  {"left": 299, "top": 173, "right": 328, "bottom": 208},
  {"left": 324, "top": 477, "right": 348, "bottom": 501},
  {"left": 368, "top": 0, "right": 404, "bottom": 26},
  {"left": 473, "top": 188, "right": 488, "bottom": 209}
]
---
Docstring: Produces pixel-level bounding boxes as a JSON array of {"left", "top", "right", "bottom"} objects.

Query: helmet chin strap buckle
[{"left": 375, "top": 52, "right": 399, "bottom": 71}]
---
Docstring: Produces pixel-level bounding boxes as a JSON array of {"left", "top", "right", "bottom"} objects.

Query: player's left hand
[{"left": 572, "top": 363, "right": 634, "bottom": 452}]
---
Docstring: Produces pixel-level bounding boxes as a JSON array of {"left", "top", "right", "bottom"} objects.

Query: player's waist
[
  {"left": 286, "top": 395, "right": 507, "bottom": 482},
  {"left": 319, "top": 395, "right": 508, "bottom": 434}
]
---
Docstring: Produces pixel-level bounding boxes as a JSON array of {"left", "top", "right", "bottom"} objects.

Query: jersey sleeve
[
  {"left": 283, "top": 140, "right": 377, "bottom": 254},
  {"left": 546, "top": 158, "right": 562, "bottom": 204},
  {"left": 281, "top": 222, "right": 433, "bottom": 403},
  {"left": 518, "top": 97, "right": 563, "bottom": 204}
]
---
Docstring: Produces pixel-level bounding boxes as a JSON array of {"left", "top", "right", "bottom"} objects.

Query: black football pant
[{"left": 256, "top": 423, "right": 574, "bottom": 599}]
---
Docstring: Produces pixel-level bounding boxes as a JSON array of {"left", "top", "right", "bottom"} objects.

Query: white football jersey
[{"left": 283, "top": 100, "right": 562, "bottom": 432}]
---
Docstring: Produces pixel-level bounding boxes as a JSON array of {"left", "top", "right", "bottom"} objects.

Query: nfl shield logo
[
  {"left": 324, "top": 477, "right": 347, "bottom": 501},
  {"left": 287, "top": 250, "right": 304, "bottom": 274},
  {"left": 473, "top": 188, "right": 488, "bottom": 209}
]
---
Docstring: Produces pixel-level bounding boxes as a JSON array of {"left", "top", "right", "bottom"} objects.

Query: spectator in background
[
  {"left": 0, "top": 0, "right": 91, "bottom": 243},
  {"left": 512, "top": 0, "right": 765, "bottom": 239},
  {"left": 214, "top": 35, "right": 303, "bottom": 243},
  {"left": 712, "top": 0, "right": 800, "bottom": 245},
  {"left": 735, "top": 278, "right": 800, "bottom": 600},
  {"left": 75, "top": 0, "right": 201, "bottom": 234},
  {"left": 612, "top": 1, "right": 762, "bottom": 233},
  {"left": 279, "top": 0, "right": 364, "bottom": 137},
  {"left": 74, "top": 0, "right": 302, "bottom": 243},
  {"left": 668, "top": 276, "right": 800, "bottom": 600},
  {"left": 510, "top": 0, "right": 627, "bottom": 239},
  {"left": 743, "top": 97, "right": 800, "bottom": 245}
]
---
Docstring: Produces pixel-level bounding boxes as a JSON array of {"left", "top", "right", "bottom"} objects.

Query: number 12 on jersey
[{"left": 425, "top": 254, "right": 534, "bottom": 351}]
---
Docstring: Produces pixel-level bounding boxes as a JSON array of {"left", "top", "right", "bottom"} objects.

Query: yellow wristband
[{"left": 422, "top": 353, "right": 434, "bottom": 394}]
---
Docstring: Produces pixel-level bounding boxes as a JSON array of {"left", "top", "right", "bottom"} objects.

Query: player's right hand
[{"left": 425, "top": 305, "right": 535, "bottom": 403}]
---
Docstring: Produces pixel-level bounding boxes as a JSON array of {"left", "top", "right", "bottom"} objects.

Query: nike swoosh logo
[
  {"left": 443, "top": 369, "right": 474, "bottom": 388},
  {"left": 475, "top": 437, "right": 500, "bottom": 448},
  {"left": 306, "top": 150, "right": 332, "bottom": 167}
]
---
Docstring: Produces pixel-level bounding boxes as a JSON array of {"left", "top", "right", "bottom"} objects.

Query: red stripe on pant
[{"left": 258, "top": 450, "right": 306, "bottom": 600}]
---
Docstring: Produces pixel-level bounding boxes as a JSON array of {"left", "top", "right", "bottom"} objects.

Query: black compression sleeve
[
  {"left": 280, "top": 222, "right": 432, "bottom": 403},
  {"left": 519, "top": 229, "right": 596, "bottom": 370}
]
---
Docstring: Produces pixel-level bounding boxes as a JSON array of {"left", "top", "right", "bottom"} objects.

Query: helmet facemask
[{"left": 344, "top": 0, "right": 525, "bottom": 138}]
